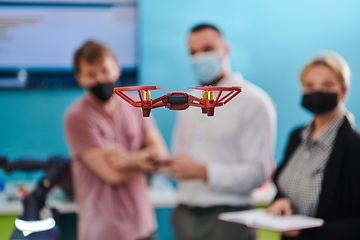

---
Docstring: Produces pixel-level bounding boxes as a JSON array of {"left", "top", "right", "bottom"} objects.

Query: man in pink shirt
[{"left": 64, "top": 40, "right": 168, "bottom": 240}]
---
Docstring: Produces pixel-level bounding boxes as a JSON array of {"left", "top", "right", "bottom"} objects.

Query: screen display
[{"left": 0, "top": 1, "right": 137, "bottom": 88}]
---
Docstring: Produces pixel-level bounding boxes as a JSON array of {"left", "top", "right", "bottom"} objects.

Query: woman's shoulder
[
  {"left": 337, "top": 119, "right": 360, "bottom": 169},
  {"left": 344, "top": 128, "right": 360, "bottom": 154},
  {"left": 338, "top": 118, "right": 360, "bottom": 145}
]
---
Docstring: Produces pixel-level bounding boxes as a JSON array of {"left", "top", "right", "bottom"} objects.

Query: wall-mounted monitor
[{"left": 0, "top": 0, "right": 137, "bottom": 89}]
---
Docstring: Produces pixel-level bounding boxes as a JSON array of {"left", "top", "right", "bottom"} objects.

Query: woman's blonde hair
[
  {"left": 300, "top": 52, "right": 355, "bottom": 127},
  {"left": 300, "top": 52, "right": 351, "bottom": 89}
]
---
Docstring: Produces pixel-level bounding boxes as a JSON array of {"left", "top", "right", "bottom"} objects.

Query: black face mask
[
  {"left": 90, "top": 83, "right": 114, "bottom": 102},
  {"left": 301, "top": 92, "right": 338, "bottom": 114}
]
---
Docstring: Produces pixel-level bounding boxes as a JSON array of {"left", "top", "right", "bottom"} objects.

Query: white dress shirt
[{"left": 171, "top": 73, "right": 277, "bottom": 207}]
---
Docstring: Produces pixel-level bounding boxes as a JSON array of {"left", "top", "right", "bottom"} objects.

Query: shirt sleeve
[
  {"left": 206, "top": 97, "right": 277, "bottom": 194},
  {"left": 64, "top": 110, "right": 104, "bottom": 160}
]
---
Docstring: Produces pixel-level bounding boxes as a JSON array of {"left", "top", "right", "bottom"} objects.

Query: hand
[
  {"left": 266, "top": 198, "right": 294, "bottom": 216},
  {"left": 135, "top": 148, "right": 163, "bottom": 172},
  {"left": 168, "top": 153, "right": 207, "bottom": 181},
  {"left": 266, "top": 198, "right": 300, "bottom": 237},
  {"left": 143, "top": 147, "right": 172, "bottom": 171},
  {"left": 267, "top": 160, "right": 277, "bottom": 181}
]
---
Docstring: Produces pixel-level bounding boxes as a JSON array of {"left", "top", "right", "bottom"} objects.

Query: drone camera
[{"left": 168, "top": 95, "right": 188, "bottom": 104}]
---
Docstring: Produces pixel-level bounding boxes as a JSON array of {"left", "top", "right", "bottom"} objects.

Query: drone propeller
[
  {"left": 113, "top": 86, "right": 165, "bottom": 91},
  {"left": 184, "top": 86, "right": 242, "bottom": 91},
  {"left": 113, "top": 86, "right": 167, "bottom": 117},
  {"left": 184, "top": 85, "right": 243, "bottom": 116}
]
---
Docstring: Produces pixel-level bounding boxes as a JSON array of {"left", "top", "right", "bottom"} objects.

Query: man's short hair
[
  {"left": 73, "top": 40, "right": 115, "bottom": 74},
  {"left": 190, "top": 24, "right": 222, "bottom": 36}
]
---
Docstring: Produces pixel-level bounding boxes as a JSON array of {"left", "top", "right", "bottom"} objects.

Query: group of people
[{"left": 64, "top": 24, "right": 360, "bottom": 240}]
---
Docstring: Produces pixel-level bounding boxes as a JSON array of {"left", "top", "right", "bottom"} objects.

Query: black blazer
[{"left": 274, "top": 117, "right": 360, "bottom": 240}]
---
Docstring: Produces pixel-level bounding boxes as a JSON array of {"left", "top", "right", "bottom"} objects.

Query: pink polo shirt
[{"left": 64, "top": 96, "right": 157, "bottom": 240}]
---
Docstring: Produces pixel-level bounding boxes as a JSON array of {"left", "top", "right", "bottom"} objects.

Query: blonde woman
[{"left": 267, "top": 53, "right": 360, "bottom": 240}]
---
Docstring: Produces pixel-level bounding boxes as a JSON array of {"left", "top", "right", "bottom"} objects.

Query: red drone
[{"left": 113, "top": 85, "right": 242, "bottom": 117}]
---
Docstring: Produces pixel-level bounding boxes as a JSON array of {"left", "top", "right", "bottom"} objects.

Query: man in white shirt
[{"left": 169, "top": 24, "right": 277, "bottom": 240}]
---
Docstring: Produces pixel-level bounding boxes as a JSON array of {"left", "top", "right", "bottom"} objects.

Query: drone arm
[
  {"left": 151, "top": 95, "right": 168, "bottom": 109},
  {"left": 138, "top": 90, "right": 143, "bottom": 101},
  {"left": 212, "top": 90, "right": 242, "bottom": 106},
  {"left": 151, "top": 103, "right": 166, "bottom": 109},
  {"left": 214, "top": 90, "right": 223, "bottom": 105},
  {"left": 187, "top": 95, "right": 205, "bottom": 108},
  {"left": 151, "top": 94, "right": 167, "bottom": 103},
  {"left": 114, "top": 91, "right": 134, "bottom": 104},
  {"left": 114, "top": 91, "right": 142, "bottom": 107},
  {"left": 222, "top": 90, "right": 241, "bottom": 104},
  {"left": 218, "top": 91, "right": 232, "bottom": 102}
]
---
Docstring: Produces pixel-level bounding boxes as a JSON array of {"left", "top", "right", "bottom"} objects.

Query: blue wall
[
  {"left": 0, "top": 89, "right": 83, "bottom": 180},
  {"left": 139, "top": 0, "right": 360, "bottom": 162}
]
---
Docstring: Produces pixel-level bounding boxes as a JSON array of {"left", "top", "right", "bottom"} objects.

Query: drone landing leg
[
  {"left": 142, "top": 108, "right": 151, "bottom": 117},
  {"left": 206, "top": 108, "right": 215, "bottom": 116}
]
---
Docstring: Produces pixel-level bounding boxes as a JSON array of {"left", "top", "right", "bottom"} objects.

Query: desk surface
[
  {"left": 0, "top": 182, "right": 276, "bottom": 216},
  {"left": 0, "top": 188, "right": 178, "bottom": 215}
]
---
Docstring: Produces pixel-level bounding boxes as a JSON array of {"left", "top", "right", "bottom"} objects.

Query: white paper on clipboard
[{"left": 219, "top": 209, "right": 324, "bottom": 232}]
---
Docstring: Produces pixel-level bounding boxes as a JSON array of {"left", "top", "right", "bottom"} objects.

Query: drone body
[{"left": 113, "top": 85, "right": 242, "bottom": 117}]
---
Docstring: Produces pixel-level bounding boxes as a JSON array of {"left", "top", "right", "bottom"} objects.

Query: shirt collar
[
  {"left": 301, "top": 111, "right": 345, "bottom": 148},
  {"left": 216, "top": 72, "right": 245, "bottom": 87}
]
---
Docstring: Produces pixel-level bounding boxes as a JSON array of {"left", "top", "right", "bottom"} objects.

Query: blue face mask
[{"left": 190, "top": 52, "right": 223, "bottom": 85}]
